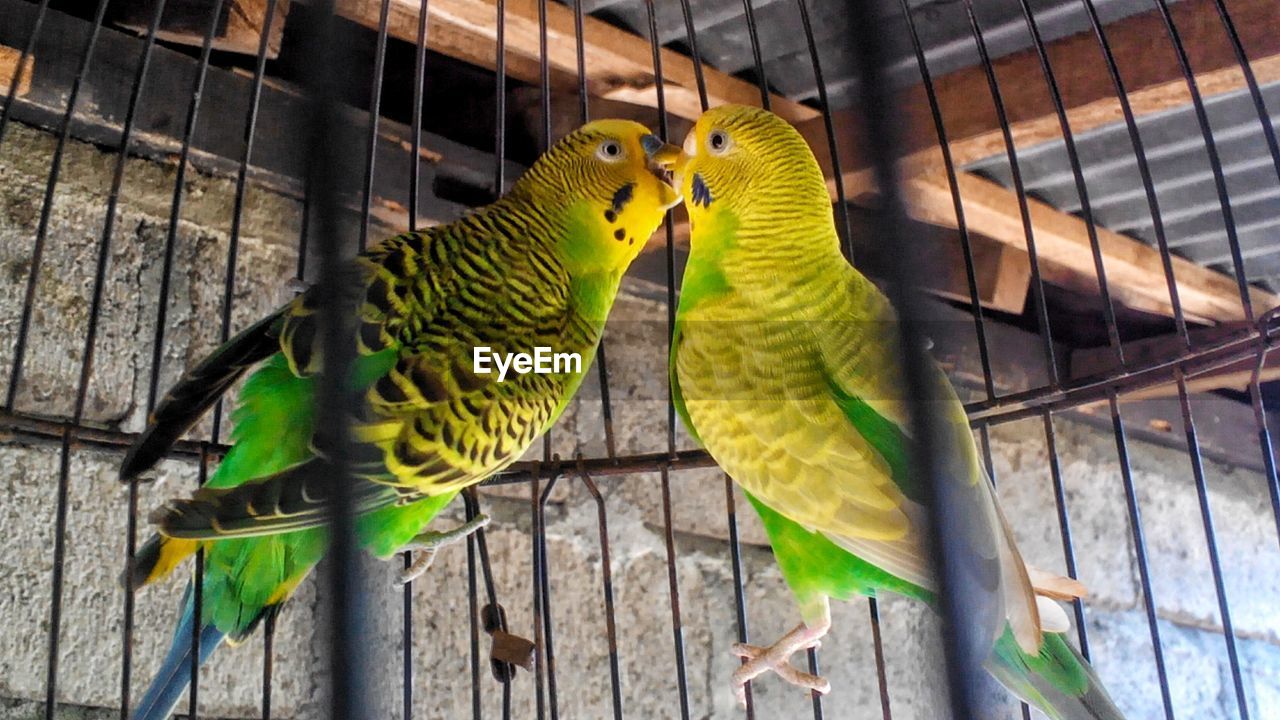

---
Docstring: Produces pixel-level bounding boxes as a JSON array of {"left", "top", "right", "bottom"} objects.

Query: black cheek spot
[
  {"left": 691, "top": 173, "right": 713, "bottom": 208},
  {"left": 614, "top": 228, "right": 625, "bottom": 241},
  {"left": 610, "top": 182, "right": 635, "bottom": 213},
  {"left": 604, "top": 209, "right": 617, "bottom": 223}
]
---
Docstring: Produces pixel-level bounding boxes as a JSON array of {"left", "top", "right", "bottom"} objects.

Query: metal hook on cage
[
  {"left": 532, "top": 455, "right": 564, "bottom": 717},
  {"left": 1258, "top": 305, "right": 1280, "bottom": 345},
  {"left": 462, "top": 487, "right": 536, "bottom": 682},
  {"left": 574, "top": 455, "right": 625, "bottom": 719}
]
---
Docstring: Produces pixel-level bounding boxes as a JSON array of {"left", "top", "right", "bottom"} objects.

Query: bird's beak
[
  {"left": 646, "top": 140, "right": 687, "bottom": 175},
  {"left": 642, "top": 134, "right": 686, "bottom": 209}
]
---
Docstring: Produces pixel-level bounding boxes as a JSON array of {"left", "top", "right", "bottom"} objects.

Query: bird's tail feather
[
  {"left": 131, "top": 582, "right": 226, "bottom": 720},
  {"left": 124, "top": 533, "right": 200, "bottom": 589},
  {"left": 988, "top": 626, "right": 1125, "bottom": 720},
  {"left": 154, "top": 457, "right": 402, "bottom": 539},
  {"left": 121, "top": 307, "right": 288, "bottom": 482}
]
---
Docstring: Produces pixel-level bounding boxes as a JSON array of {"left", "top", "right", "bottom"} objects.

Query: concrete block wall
[{"left": 2, "top": 122, "right": 1278, "bottom": 720}]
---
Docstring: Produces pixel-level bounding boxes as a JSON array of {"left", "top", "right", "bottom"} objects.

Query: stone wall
[{"left": 1, "top": 122, "right": 1277, "bottom": 720}]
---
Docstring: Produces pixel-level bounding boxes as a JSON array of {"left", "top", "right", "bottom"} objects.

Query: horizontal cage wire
[{"left": 0, "top": 0, "right": 1278, "bottom": 719}]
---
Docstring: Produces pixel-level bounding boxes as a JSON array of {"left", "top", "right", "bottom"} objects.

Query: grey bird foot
[
  {"left": 729, "top": 622, "right": 831, "bottom": 707},
  {"left": 398, "top": 513, "right": 492, "bottom": 584}
]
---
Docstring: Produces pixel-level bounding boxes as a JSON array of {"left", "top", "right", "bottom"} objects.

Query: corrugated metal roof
[
  {"left": 567, "top": 0, "right": 1175, "bottom": 110},
  {"left": 967, "top": 81, "right": 1280, "bottom": 294}
]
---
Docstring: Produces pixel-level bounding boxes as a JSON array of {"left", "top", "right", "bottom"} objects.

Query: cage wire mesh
[{"left": 0, "top": 0, "right": 1278, "bottom": 719}]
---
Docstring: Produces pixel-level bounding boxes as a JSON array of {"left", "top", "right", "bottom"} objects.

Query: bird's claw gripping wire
[
  {"left": 397, "top": 512, "right": 491, "bottom": 584},
  {"left": 729, "top": 619, "right": 831, "bottom": 707}
]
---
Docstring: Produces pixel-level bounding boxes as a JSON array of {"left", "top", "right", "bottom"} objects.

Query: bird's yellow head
[
  {"left": 510, "top": 118, "right": 682, "bottom": 273},
  {"left": 652, "top": 105, "right": 831, "bottom": 238}
]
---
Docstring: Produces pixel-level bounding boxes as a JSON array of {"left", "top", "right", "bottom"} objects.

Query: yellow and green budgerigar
[
  {"left": 122, "top": 119, "right": 682, "bottom": 720},
  {"left": 656, "top": 105, "right": 1124, "bottom": 719}
]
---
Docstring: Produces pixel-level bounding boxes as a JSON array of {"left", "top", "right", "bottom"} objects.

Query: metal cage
[{"left": 0, "top": 0, "right": 1277, "bottom": 718}]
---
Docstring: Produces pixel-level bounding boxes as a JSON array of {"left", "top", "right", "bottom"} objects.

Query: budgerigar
[
  {"left": 123, "top": 120, "right": 681, "bottom": 720},
  {"left": 656, "top": 105, "right": 1123, "bottom": 719}
]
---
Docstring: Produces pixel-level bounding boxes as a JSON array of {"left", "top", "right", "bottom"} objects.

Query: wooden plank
[
  {"left": 318, "top": 0, "right": 818, "bottom": 123},
  {"left": 905, "top": 171, "right": 1279, "bottom": 323},
  {"left": 0, "top": 44, "right": 32, "bottom": 98},
  {"left": 798, "top": 0, "right": 1280, "bottom": 194},
  {"left": 1071, "top": 324, "right": 1280, "bottom": 401},
  {"left": 115, "top": 0, "right": 291, "bottom": 58}
]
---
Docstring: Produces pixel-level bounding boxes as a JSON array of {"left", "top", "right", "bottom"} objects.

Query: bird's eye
[
  {"left": 707, "top": 129, "right": 731, "bottom": 155},
  {"left": 597, "top": 140, "right": 624, "bottom": 161}
]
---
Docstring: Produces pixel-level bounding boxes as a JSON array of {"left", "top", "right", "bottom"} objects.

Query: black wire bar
[{"left": 5, "top": 0, "right": 1280, "bottom": 719}]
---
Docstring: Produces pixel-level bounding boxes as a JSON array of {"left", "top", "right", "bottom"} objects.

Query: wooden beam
[
  {"left": 115, "top": 0, "right": 291, "bottom": 58},
  {"left": 799, "top": 0, "right": 1280, "bottom": 194},
  {"left": 322, "top": 0, "right": 817, "bottom": 123},
  {"left": 1071, "top": 325, "right": 1280, "bottom": 401},
  {"left": 0, "top": 44, "right": 32, "bottom": 99},
  {"left": 905, "top": 171, "right": 1279, "bottom": 322}
]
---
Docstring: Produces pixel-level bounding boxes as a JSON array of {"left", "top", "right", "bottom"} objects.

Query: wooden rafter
[
  {"left": 320, "top": 0, "right": 817, "bottom": 123},
  {"left": 1071, "top": 324, "right": 1280, "bottom": 401},
  {"left": 906, "top": 172, "right": 1275, "bottom": 323}
]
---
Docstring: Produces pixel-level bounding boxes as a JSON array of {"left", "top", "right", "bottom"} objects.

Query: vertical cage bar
[
  {"left": 462, "top": 488, "right": 515, "bottom": 719},
  {"left": 1109, "top": 396, "right": 1176, "bottom": 719},
  {"left": 658, "top": 466, "right": 692, "bottom": 719},
  {"left": 794, "top": 0, "right": 851, "bottom": 256},
  {"left": 847, "top": 0, "right": 982, "bottom": 716},
  {"left": 45, "top": 435, "right": 73, "bottom": 719},
  {"left": 188, "top": 453, "right": 210, "bottom": 720},
  {"left": 722, "top": 475, "right": 757, "bottom": 719},
  {"left": 894, "top": 0, "right": 995, "bottom": 399},
  {"left": 537, "top": 476, "right": 562, "bottom": 720},
  {"left": 530, "top": 468, "right": 547, "bottom": 720},
  {"left": 129, "top": 7, "right": 229, "bottom": 715},
  {"left": 579, "top": 464, "right": 625, "bottom": 719},
  {"left": 1042, "top": 412, "right": 1091, "bottom": 658},
  {"left": 1173, "top": 374, "right": 1251, "bottom": 718},
  {"left": 216, "top": 0, "right": 282, "bottom": 439},
  {"left": 866, "top": 598, "right": 892, "bottom": 720},
  {"left": 296, "top": 0, "right": 372, "bottom": 717},
  {"left": 1150, "top": 0, "right": 1252, "bottom": 322},
  {"left": 468, "top": 530, "right": 482, "bottom": 719},
  {"left": 357, "top": 0, "right": 393, "bottom": 252},
  {"left": 1014, "top": 0, "right": 1124, "bottom": 361},
  {"left": 977, "top": 425, "right": 1032, "bottom": 719},
  {"left": 961, "top": 0, "right": 1059, "bottom": 387},
  {"left": 262, "top": 612, "right": 277, "bottom": 720},
  {"left": 1078, "top": 0, "right": 1190, "bottom": 343},
  {"left": 5, "top": 0, "right": 112, "bottom": 411},
  {"left": 739, "top": 0, "right": 770, "bottom": 111},
  {"left": 404, "top": 7, "right": 431, "bottom": 714}
]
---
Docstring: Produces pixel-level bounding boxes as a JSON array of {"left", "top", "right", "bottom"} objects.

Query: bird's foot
[
  {"left": 730, "top": 622, "right": 831, "bottom": 706},
  {"left": 398, "top": 513, "right": 492, "bottom": 584}
]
